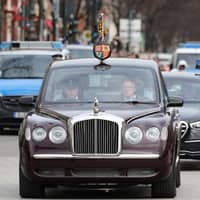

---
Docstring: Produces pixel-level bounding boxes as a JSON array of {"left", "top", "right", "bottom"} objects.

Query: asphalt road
[{"left": 1, "top": 135, "right": 200, "bottom": 200}]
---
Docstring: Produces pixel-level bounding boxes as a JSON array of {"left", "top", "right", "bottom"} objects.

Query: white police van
[{"left": 172, "top": 42, "right": 200, "bottom": 69}]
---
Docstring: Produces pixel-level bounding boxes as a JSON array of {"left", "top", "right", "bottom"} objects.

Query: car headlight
[
  {"left": 125, "top": 127, "right": 143, "bottom": 144},
  {"left": 32, "top": 127, "right": 47, "bottom": 142},
  {"left": 49, "top": 126, "right": 67, "bottom": 144},
  {"left": 190, "top": 121, "right": 200, "bottom": 129},
  {"left": 146, "top": 127, "right": 160, "bottom": 142}
]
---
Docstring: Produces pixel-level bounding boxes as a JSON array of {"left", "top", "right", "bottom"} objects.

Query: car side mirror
[
  {"left": 19, "top": 96, "right": 35, "bottom": 106},
  {"left": 167, "top": 97, "right": 183, "bottom": 107}
]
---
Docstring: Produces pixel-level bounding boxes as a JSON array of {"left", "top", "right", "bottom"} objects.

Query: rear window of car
[
  {"left": 0, "top": 54, "right": 53, "bottom": 78},
  {"left": 176, "top": 53, "right": 200, "bottom": 68},
  {"left": 69, "top": 49, "right": 93, "bottom": 59},
  {"left": 164, "top": 76, "right": 200, "bottom": 102}
]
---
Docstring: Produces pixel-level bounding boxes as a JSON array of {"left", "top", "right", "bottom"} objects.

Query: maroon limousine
[{"left": 18, "top": 55, "right": 183, "bottom": 198}]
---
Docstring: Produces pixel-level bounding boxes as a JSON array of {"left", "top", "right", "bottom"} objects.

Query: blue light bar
[
  {"left": 179, "top": 43, "right": 200, "bottom": 48},
  {"left": 51, "top": 42, "right": 64, "bottom": 50},
  {"left": 0, "top": 42, "right": 11, "bottom": 49}
]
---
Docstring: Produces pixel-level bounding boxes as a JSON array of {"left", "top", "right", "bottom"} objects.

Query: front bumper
[
  {"left": 181, "top": 128, "right": 200, "bottom": 159},
  {"left": 0, "top": 116, "right": 23, "bottom": 133},
  {"left": 180, "top": 140, "right": 200, "bottom": 158},
  {"left": 0, "top": 108, "right": 27, "bottom": 133},
  {"left": 21, "top": 150, "right": 173, "bottom": 186}
]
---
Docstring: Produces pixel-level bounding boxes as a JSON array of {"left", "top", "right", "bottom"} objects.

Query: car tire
[
  {"left": 19, "top": 166, "right": 45, "bottom": 198},
  {"left": 176, "top": 158, "right": 181, "bottom": 187},
  {"left": 151, "top": 165, "right": 176, "bottom": 198}
]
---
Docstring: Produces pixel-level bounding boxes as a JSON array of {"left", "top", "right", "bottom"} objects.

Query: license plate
[{"left": 13, "top": 112, "right": 27, "bottom": 118}]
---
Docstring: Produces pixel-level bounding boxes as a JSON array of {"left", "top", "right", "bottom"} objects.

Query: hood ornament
[{"left": 93, "top": 97, "right": 101, "bottom": 115}]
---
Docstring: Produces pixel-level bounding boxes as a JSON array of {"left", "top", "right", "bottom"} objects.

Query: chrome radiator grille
[{"left": 73, "top": 119, "right": 119, "bottom": 154}]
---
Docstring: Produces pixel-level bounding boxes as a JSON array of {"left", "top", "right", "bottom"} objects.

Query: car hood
[
  {"left": 178, "top": 103, "right": 200, "bottom": 122},
  {"left": 40, "top": 103, "right": 162, "bottom": 122},
  {"left": 0, "top": 79, "right": 42, "bottom": 96}
]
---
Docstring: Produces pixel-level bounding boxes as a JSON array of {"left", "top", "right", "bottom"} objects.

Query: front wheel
[
  {"left": 151, "top": 166, "right": 176, "bottom": 198},
  {"left": 19, "top": 166, "right": 45, "bottom": 198}
]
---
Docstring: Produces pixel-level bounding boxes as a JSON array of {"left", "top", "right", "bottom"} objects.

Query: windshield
[
  {"left": 176, "top": 53, "right": 200, "bottom": 68},
  {"left": 42, "top": 65, "right": 159, "bottom": 104},
  {"left": 0, "top": 55, "right": 53, "bottom": 78},
  {"left": 164, "top": 76, "right": 200, "bottom": 102},
  {"left": 69, "top": 48, "right": 93, "bottom": 59}
]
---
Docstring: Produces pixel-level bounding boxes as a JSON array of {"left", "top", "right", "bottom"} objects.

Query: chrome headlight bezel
[
  {"left": 190, "top": 121, "right": 200, "bottom": 129},
  {"left": 146, "top": 127, "right": 160, "bottom": 142},
  {"left": 125, "top": 127, "right": 143, "bottom": 144},
  {"left": 32, "top": 127, "right": 47, "bottom": 142},
  {"left": 49, "top": 126, "right": 67, "bottom": 144}
]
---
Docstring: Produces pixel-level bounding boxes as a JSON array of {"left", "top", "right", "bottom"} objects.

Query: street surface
[{"left": 0, "top": 135, "right": 200, "bottom": 200}]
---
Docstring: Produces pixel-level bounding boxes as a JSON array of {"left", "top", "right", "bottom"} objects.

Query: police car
[
  {"left": 18, "top": 36, "right": 183, "bottom": 198},
  {"left": 0, "top": 41, "right": 69, "bottom": 133}
]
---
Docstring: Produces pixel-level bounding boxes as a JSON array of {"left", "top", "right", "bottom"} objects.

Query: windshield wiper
[
  {"left": 72, "top": 101, "right": 156, "bottom": 104},
  {"left": 1, "top": 76, "right": 43, "bottom": 79},
  {"left": 25, "top": 76, "right": 43, "bottom": 79},
  {"left": 123, "top": 100, "right": 156, "bottom": 104}
]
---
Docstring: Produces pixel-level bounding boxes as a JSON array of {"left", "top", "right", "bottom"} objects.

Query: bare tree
[
  {"left": 0, "top": 0, "right": 6, "bottom": 41},
  {"left": 102, "top": 0, "right": 200, "bottom": 51}
]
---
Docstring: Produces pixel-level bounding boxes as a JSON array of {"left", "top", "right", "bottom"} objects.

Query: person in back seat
[
  {"left": 122, "top": 79, "right": 137, "bottom": 101},
  {"left": 62, "top": 80, "right": 80, "bottom": 101}
]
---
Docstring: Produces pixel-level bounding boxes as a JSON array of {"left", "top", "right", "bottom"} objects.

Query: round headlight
[
  {"left": 146, "top": 127, "right": 160, "bottom": 142},
  {"left": 125, "top": 127, "right": 143, "bottom": 144},
  {"left": 49, "top": 126, "right": 67, "bottom": 144},
  {"left": 32, "top": 127, "right": 47, "bottom": 142},
  {"left": 161, "top": 127, "right": 168, "bottom": 140}
]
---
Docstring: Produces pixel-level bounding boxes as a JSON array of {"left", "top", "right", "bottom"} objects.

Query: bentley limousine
[{"left": 17, "top": 54, "right": 183, "bottom": 198}]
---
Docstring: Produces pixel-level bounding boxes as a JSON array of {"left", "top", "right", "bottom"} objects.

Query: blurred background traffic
[
  {"left": 1, "top": 0, "right": 200, "bottom": 70},
  {"left": 1, "top": 0, "right": 200, "bottom": 173}
]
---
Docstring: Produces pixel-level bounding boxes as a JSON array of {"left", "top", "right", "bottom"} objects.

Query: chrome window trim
[
  {"left": 33, "top": 153, "right": 160, "bottom": 159},
  {"left": 68, "top": 112, "right": 124, "bottom": 155}
]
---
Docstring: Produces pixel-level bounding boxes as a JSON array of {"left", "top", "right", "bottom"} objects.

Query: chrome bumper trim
[
  {"left": 33, "top": 153, "right": 160, "bottom": 160},
  {"left": 180, "top": 150, "right": 200, "bottom": 154},
  {"left": 184, "top": 140, "right": 200, "bottom": 143}
]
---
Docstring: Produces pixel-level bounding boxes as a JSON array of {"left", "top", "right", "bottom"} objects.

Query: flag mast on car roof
[
  {"left": 93, "top": 13, "right": 111, "bottom": 62},
  {"left": 98, "top": 13, "right": 105, "bottom": 42}
]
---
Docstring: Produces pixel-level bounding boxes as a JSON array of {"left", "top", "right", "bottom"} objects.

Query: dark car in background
[
  {"left": 163, "top": 71, "right": 200, "bottom": 159},
  {"left": 18, "top": 55, "right": 182, "bottom": 198},
  {"left": 0, "top": 41, "right": 68, "bottom": 133}
]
